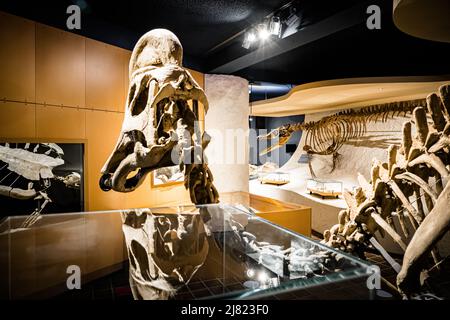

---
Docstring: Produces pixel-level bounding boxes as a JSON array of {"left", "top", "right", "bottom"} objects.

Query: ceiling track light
[
  {"left": 269, "top": 16, "right": 282, "bottom": 37},
  {"left": 242, "top": 29, "right": 257, "bottom": 49},
  {"left": 242, "top": 20, "right": 275, "bottom": 49},
  {"left": 257, "top": 23, "right": 270, "bottom": 41},
  {"left": 283, "top": 6, "right": 301, "bottom": 38},
  {"left": 241, "top": 1, "right": 299, "bottom": 49}
]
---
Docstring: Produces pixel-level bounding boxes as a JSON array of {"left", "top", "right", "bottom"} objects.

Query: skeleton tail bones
[{"left": 322, "top": 84, "right": 450, "bottom": 296}]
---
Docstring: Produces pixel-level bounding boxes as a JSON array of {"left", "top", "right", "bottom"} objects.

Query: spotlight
[
  {"left": 242, "top": 30, "right": 257, "bottom": 49},
  {"left": 247, "top": 32, "right": 257, "bottom": 42},
  {"left": 257, "top": 271, "right": 269, "bottom": 283},
  {"left": 257, "top": 24, "right": 270, "bottom": 41},
  {"left": 269, "top": 16, "right": 282, "bottom": 37},
  {"left": 246, "top": 268, "right": 255, "bottom": 278},
  {"left": 283, "top": 7, "right": 301, "bottom": 38},
  {"left": 286, "top": 6, "right": 300, "bottom": 26}
]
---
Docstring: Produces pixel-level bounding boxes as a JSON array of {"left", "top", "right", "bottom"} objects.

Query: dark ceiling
[{"left": 1, "top": 0, "right": 450, "bottom": 86}]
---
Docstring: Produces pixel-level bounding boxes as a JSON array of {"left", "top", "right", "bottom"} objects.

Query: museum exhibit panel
[{"left": 0, "top": 0, "right": 450, "bottom": 302}]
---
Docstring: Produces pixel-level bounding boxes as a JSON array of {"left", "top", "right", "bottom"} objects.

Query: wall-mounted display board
[
  {"left": 151, "top": 165, "right": 184, "bottom": 188},
  {"left": 0, "top": 141, "right": 84, "bottom": 217}
]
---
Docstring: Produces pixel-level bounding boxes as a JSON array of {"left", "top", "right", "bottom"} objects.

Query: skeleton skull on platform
[{"left": 100, "top": 29, "right": 218, "bottom": 204}]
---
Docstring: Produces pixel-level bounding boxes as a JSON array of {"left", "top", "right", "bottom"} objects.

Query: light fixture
[
  {"left": 242, "top": 23, "right": 270, "bottom": 49},
  {"left": 283, "top": 7, "right": 300, "bottom": 38},
  {"left": 269, "top": 16, "right": 282, "bottom": 37},
  {"left": 257, "top": 23, "right": 270, "bottom": 41},
  {"left": 238, "top": 1, "right": 301, "bottom": 50},
  {"left": 246, "top": 268, "right": 255, "bottom": 278},
  {"left": 286, "top": 11, "right": 299, "bottom": 26},
  {"left": 257, "top": 271, "right": 269, "bottom": 283},
  {"left": 242, "top": 30, "right": 257, "bottom": 49}
]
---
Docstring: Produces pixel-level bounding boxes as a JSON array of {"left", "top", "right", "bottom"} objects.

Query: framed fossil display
[
  {"left": 0, "top": 141, "right": 85, "bottom": 223},
  {"left": 150, "top": 165, "right": 184, "bottom": 188}
]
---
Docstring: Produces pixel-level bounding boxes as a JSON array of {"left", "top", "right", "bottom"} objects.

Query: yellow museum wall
[{"left": 0, "top": 11, "right": 202, "bottom": 212}]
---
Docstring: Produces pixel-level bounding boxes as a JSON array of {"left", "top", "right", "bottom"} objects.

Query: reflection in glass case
[
  {"left": 260, "top": 172, "right": 290, "bottom": 186},
  {"left": 307, "top": 179, "right": 343, "bottom": 199},
  {"left": 0, "top": 204, "right": 372, "bottom": 300}
]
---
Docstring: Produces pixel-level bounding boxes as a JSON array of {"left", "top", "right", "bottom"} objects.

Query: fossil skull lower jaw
[{"left": 100, "top": 136, "right": 178, "bottom": 193}]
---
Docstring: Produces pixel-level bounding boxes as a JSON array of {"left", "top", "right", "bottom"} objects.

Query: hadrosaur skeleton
[
  {"left": 259, "top": 99, "right": 427, "bottom": 174},
  {"left": 99, "top": 29, "right": 218, "bottom": 205},
  {"left": 99, "top": 29, "right": 219, "bottom": 299},
  {"left": 322, "top": 84, "right": 450, "bottom": 296}
]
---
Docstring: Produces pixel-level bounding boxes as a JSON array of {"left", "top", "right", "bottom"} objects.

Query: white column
[{"left": 204, "top": 74, "right": 249, "bottom": 194}]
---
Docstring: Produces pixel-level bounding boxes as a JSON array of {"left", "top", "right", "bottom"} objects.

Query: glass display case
[
  {"left": 260, "top": 172, "right": 290, "bottom": 186},
  {"left": 307, "top": 179, "right": 343, "bottom": 199},
  {"left": 249, "top": 162, "right": 280, "bottom": 181},
  {"left": 0, "top": 204, "right": 373, "bottom": 300}
]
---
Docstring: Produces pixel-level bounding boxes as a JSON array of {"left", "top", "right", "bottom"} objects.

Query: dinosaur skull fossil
[{"left": 99, "top": 29, "right": 209, "bottom": 193}]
